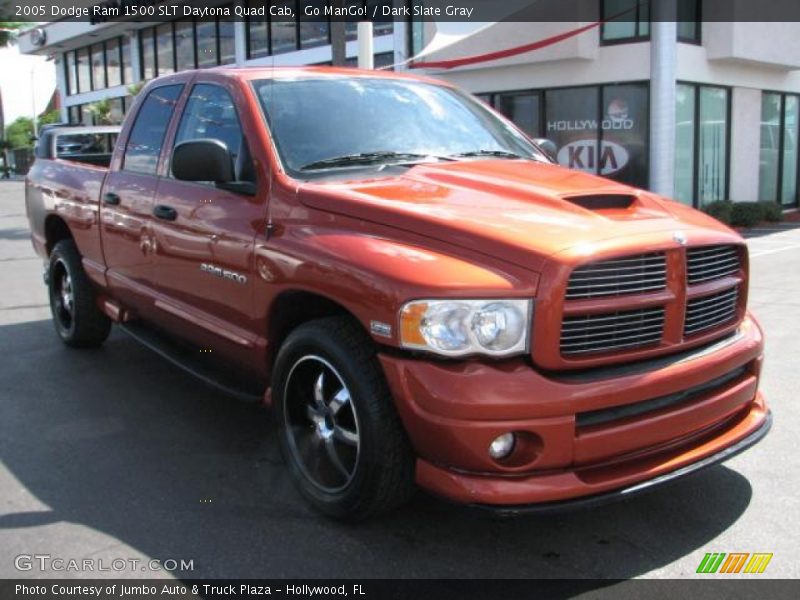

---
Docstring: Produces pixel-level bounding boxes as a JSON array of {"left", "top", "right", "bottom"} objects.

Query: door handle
[
  {"left": 103, "top": 192, "right": 121, "bottom": 205},
  {"left": 153, "top": 204, "right": 178, "bottom": 221}
]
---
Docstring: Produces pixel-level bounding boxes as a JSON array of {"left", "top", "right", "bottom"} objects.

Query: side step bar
[{"left": 120, "top": 322, "right": 265, "bottom": 403}]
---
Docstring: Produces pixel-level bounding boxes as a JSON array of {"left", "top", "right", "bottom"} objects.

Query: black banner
[
  {"left": 4, "top": 0, "right": 800, "bottom": 23},
  {"left": 2, "top": 580, "right": 800, "bottom": 600}
]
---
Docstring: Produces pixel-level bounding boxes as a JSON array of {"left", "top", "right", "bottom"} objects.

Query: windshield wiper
[
  {"left": 449, "top": 149, "right": 529, "bottom": 160},
  {"left": 299, "top": 151, "right": 452, "bottom": 171}
]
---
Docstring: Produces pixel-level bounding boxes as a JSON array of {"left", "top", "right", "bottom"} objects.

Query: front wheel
[{"left": 272, "top": 317, "right": 415, "bottom": 519}]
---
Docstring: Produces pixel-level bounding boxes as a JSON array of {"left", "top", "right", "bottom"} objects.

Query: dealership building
[{"left": 17, "top": 0, "right": 800, "bottom": 210}]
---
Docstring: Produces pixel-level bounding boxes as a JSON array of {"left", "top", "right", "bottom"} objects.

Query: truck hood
[{"left": 297, "top": 160, "right": 734, "bottom": 271}]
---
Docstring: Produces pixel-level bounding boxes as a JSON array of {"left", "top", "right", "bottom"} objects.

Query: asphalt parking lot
[{"left": 1, "top": 179, "right": 798, "bottom": 583}]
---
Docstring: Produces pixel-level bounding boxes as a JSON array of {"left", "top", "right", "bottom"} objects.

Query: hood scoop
[{"left": 563, "top": 194, "right": 636, "bottom": 211}]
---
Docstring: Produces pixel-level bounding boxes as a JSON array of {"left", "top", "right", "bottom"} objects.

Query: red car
[{"left": 25, "top": 67, "right": 770, "bottom": 519}]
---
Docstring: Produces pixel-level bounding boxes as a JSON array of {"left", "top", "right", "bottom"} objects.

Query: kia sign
[{"left": 556, "top": 139, "right": 630, "bottom": 176}]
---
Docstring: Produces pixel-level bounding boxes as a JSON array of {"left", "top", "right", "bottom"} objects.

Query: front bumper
[{"left": 379, "top": 314, "right": 769, "bottom": 507}]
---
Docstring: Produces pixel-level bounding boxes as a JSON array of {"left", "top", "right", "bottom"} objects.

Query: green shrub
[
  {"left": 703, "top": 200, "right": 733, "bottom": 225},
  {"left": 730, "top": 202, "right": 764, "bottom": 228},
  {"left": 758, "top": 201, "right": 783, "bottom": 222}
]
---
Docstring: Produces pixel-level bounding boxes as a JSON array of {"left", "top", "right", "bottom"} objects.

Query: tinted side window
[
  {"left": 123, "top": 85, "right": 183, "bottom": 174},
  {"left": 174, "top": 84, "right": 243, "bottom": 165}
]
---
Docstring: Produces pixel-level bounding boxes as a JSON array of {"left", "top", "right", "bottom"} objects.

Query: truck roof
[{"left": 161, "top": 65, "right": 455, "bottom": 88}]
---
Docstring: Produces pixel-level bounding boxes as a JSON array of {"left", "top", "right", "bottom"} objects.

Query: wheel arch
[
  {"left": 266, "top": 289, "right": 371, "bottom": 373},
  {"left": 44, "top": 214, "right": 74, "bottom": 256}
]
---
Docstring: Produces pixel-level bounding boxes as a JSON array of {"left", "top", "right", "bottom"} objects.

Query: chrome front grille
[
  {"left": 687, "top": 245, "right": 740, "bottom": 284},
  {"left": 561, "top": 307, "right": 665, "bottom": 355},
  {"left": 566, "top": 253, "right": 667, "bottom": 299},
  {"left": 684, "top": 287, "right": 739, "bottom": 336}
]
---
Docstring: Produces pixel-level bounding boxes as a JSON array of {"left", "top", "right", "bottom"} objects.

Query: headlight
[{"left": 400, "top": 299, "right": 532, "bottom": 357}]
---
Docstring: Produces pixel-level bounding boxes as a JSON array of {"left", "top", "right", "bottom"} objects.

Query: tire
[
  {"left": 48, "top": 239, "right": 112, "bottom": 348},
  {"left": 273, "top": 316, "right": 415, "bottom": 519}
]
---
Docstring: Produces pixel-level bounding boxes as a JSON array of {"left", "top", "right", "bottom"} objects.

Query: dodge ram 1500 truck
[{"left": 26, "top": 67, "right": 770, "bottom": 519}]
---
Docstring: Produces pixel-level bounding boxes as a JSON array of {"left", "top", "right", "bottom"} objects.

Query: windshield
[{"left": 253, "top": 77, "right": 547, "bottom": 175}]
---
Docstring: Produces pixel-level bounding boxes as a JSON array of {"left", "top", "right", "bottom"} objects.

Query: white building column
[
  {"left": 234, "top": 20, "right": 247, "bottom": 65},
  {"left": 729, "top": 87, "right": 762, "bottom": 202},
  {"left": 649, "top": 2, "right": 677, "bottom": 197}
]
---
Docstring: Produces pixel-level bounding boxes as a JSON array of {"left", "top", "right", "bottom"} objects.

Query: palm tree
[
  {"left": 1, "top": 22, "right": 24, "bottom": 178},
  {"left": 86, "top": 98, "right": 123, "bottom": 125}
]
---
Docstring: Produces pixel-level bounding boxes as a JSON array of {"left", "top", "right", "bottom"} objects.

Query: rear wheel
[
  {"left": 48, "top": 239, "right": 111, "bottom": 348},
  {"left": 273, "top": 316, "right": 415, "bottom": 519}
]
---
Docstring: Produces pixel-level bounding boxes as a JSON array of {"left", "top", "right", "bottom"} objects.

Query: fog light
[{"left": 488, "top": 432, "right": 516, "bottom": 460}]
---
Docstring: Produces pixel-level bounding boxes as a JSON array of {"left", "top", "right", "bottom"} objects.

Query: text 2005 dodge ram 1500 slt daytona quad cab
[{"left": 26, "top": 67, "right": 770, "bottom": 519}]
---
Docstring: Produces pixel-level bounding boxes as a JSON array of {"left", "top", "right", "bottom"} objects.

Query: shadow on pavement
[{"left": 1, "top": 318, "right": 753, "bottom": 583}]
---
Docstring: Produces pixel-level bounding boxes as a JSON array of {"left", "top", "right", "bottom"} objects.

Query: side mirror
[
  {"left": 172, "top": 139, "right": 234, "bottom": 183},
  {"left": 532, "top": 138, "right": 558, "bottom": 162}
]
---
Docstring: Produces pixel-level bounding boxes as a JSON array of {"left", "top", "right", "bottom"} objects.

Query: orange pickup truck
[{"left": 25, "top": 67, "right": 770, "bottom": 519}]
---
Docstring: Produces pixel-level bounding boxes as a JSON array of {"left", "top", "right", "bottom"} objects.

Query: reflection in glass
[
  {"left": 601, "top": 0, "right": 647, "bottom": 41},
  {"left": 175, "top": 20, "right": 195, "bottom": 71},
  {"left": 697, "top": 86, "right": 728, "bottom": 205},
  {"left": 271, "top": 2, "right": 298, "bottom": 54},
  {"left": 156, "top": 23, "right": 175, "bottom": 75},
  {"left": 65, "top": 52, "right": 77, "bottom": 95},
  {"left": 196, "top": 20, "right": 217, "bottom": 67},
  {"left": 121, "top": 37, "right": 132, "bottom": 84},
  {"left": 674, "top": 84, "right": 696, "bottom": 205},
  {"left": 76, "top": 47, "right": 91, "bottom": 94},
  {"left": 91, "top": 44, "right": 105, "bottom": 91},
  {"left": 545, "top": 87, "right": 599, "bottom": 175},
  {"left": 300, "top": 0, "right": 329, "bottom": 49},
  {"left": 759, "top": 93, "right": 781, "bottom": 202},
  {"left": 247, "top": 0, "right": 269, "bottom": 58},
  {"left": 140, "top": 29, "right": 155, "bottom": 80},
  {"left": 496, "top": 93, "right": 540, "bottom": 137},
  {"left": 782, "top": 95, "right": 799, "bottom": 206},
  {"left": 124, "top": 85, "right": 183, "bottom": 175},
  {"left": 106, "top": 38, "right": 121, "bottom": 88},
  {"left": 368, "top": 1, "right": 394, "bottom": 36},
  {"left": 220, "top": 10, "right": 237, "bottom": 64}
]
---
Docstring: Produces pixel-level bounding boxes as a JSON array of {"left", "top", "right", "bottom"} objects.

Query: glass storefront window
[
  {"left": 697, "top": 86, "right": 728, "bottom": 205},
  {"left": 121, "top": 37, "right": 132, "bottom": 84},
  {"left": 67, "top": 105, "right": 80, "bottom": 124},
  {"left": 108, "top": 98, "right": 125, "bottom": 125},
  {"left": 90, "top": 44, "right": 105, "bottom": 91},
  {"left": 140, "top": 28, "right": 155, "bottom": 81},
  {"left": 674, "top": 83, "right": 730, "bottom": 207},
  {"left": 106, "top": 38, "right": 121, "bottom": 88},
  {"left": 601, "top": 83, "right": 649, "bottom": 188},
  {"left": 156, "top": 23, "right": 175, "bottom": 76},
  {"left": 65, "top": 52, "right": 77, "bottom": 95},
  {"left": 759, "top": 93, "right": 781, "bottom": 203},
  {"left": 675, "top": 84, "right": 696, "bottom": 205},
  {"left": 781, "top": 96, "right": 799, "bottom": 206},
  {"left": 247, "top": 0, "right": 270, "bottom": 58},
  {"left": 196, "top": 20, "right": 217, "bottom": 67},
  {"left": 368, "top": 1, "right": 394, "bottom": 36},
  {"left": 677, "top": 0, "right": 701, "bottom": 42},
  {"left": 175, "top": 20, "right": 195, "bottom": 71},
  {"left": 300, "top": 0, "right": 330, "bottom": 49},
  {"left": 76, "top": 48, "right": 91, "bottom": 95},
  {"left": 219, "top": 11, "right": 237, "bottom": 65},
  {"left": 601, "top": 0, "right": 649, "bottom": 43},
  {"left": 545, "top": 87, "right": 600, "bottom": 177},
  {"left": 345, "top": 1, "right": 362, "bottom": 41},
  {"left": 271, "top": 2, "right": 298, "bottom": 54},
  {"left": 496, "top": 93, "right": 541, "bottom": 138}
]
